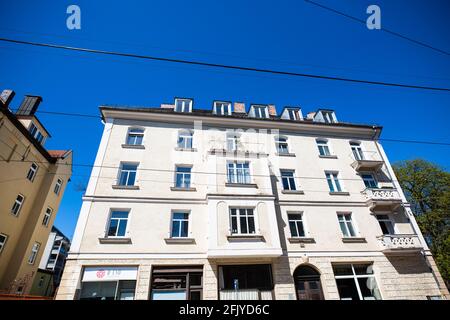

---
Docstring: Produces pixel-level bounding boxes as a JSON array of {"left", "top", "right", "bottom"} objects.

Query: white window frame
[
  {"left": 27, "top": 242, "right": 40, "bottom": 265},
  {"left": 337, "top": 213, "right": 358, "bottom": 237},
  {"left": 350, "top": 142, "right": 364, "bottom": 160},
  {"left": 333, "top": 264, "right": 381, "bottom": 300},
  {"left": 376, "top": 214, "right": 396, "bottom": 235},
  {"left": 226, "top": 133, "right": 240, "bottom": 151},
  {"left": 316, "top": 139, "right": 331, "bottom": 156},
  {"left": 214, "top": 101, "right": 231, "bottom": 116},
  {"left": 287, "top": 108, "right": 300, "bottom": 120},
  {"left": 170, "top": 211, "right": 190, "bottom": 238},
  {"left": 326, "top": 171, "right": 343, "bottom": 192},
  {"left": 27, "top": 163, "right": 38, "bottom": 182},
  {"left": 287, "top": 212, "right": 307, "bottom": 238},
  {"left": 42, "top": 207, "right": 53, "bottom": 227},
  {"left": 175, "top": 165, "right": 192, "bottom": 189},
  {"left": 177, "top": 130, "right": 193, "bottom": 149},
  {"left": 118, "top": 162, "right": 138, "bottom": 186},
  {"left": 126, "top": 127, "right": 145, "bottom": 146},
  {"left": 54, "top": 178, "right": 63, "bottom": 195},
  {"left": 227, "top": 161, "right": 251, "bottom": 184},
  {"left": 275, "top": 136, "right": 289, "bottom": 154},
  {"left": 106, "top": 209, "right": 130, "bottom": 238},
  {"left": 0, "top": 233, "right": 8, "bottom": 253},
  {"left": 29, "top": 123, "right": 45, "bottom": 144},
  {"left": 321, "top": 111, "right": 335, "bottom": 123},
  {"left": 280, "top": 169, "right": 297, "bottom": 191},
  {"left": 174, "top": 98, "right": 193, "bottom": 113},
  {"left": 11, "top": 194, "right": 25, "bottom": 217},
  {"left": 229, "top": 208, "right": 257, "bottom": 235},
  {"left": 361, "top": 173, "right": 378, "bottom": 189},
  {"left": 252, "top": 105, "right": 268, "bottom": 119}
]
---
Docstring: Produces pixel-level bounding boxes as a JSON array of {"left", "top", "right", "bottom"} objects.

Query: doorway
[{"left": 293, "top": 265, "right": 324, "bottom": 300}]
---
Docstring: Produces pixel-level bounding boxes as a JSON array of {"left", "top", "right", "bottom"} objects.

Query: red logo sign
[{"left": 96, "top": 270, "right": 106, "bottom": 278}]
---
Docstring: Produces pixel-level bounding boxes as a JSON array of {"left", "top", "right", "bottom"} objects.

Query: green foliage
[{"left": 393, "top": 159, "right": 450, "bottom": 286}]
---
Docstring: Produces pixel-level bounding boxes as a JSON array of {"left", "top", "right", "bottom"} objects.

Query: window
[
  {"left": 29, "top": 123, "right": 44, "bottom": 143},
  {"left": 175, "top": 98, "right": 192, "bottom": 113},
  {"left": 42, "top": 207, "right": 52, "bottom": 227},
  {"left": 177, "top": 130, "right": 193, "bottom": 149},
  {"left": 118, "top": 163, "right": 138, "bottom": 186},
  {"left": 0, "top": 233, "right": 8, "bottom": 253},
  {"left": 321, "top": 111, "right": 335, "bottom": 123},
  {"left": 275, "top": 136, "right": 289, "bottom": 154},
  {"left": 361, "top": 173, "right": 378, "bottom": 188},
  {"left": 54, "top": 178, "right": 63, "bottom": 195},
  {"left": 288, "top": 213, "right": 305, "bottom": 237},
  {"left": 151, "top": 266, "right": 202, "bottom": 301},
  {"left": 333, "top": 264, "right": 381, "bottom": 300},
  {"left": 175, "top": 166, "right": 192, "bottom": 189},
  {"left": 227, "top": 133, "right": 240, "bottom": 151},
  {"left": 287, "top": 108, "right": 300, "bottom": 120},
  {"left": 350, "top": 142, "right": 364, "bottom": 160},
  {"left": 214, "top": 101, "right": 231, "bottom": 115},
  {"left": 27, "top": 163, "right": 38, "bottom": 181},
  {"left": 230, "top": 208, "right": 256, "bottom": 235},
  {"left": 107, "top": 210, "right": 129, "bottom": 237},
  {"left": 126, "top": 128, "right": 144, "bottom": 145},
  {"left": 253, "top": 105, "right": 268, "bottom": 119},
  {"left": 11, "top": 194, "right": 25, "bottom": 216},
  {"left": 317, "top": 139, "right": 331, "bottom": 156},
  {"left": 281, "top": 170, "right": 297, "bottom": 191},
  {"left": 227, "top": 162, "right": 251, "bottom": 184},
  {"left": 376, "top": 215, "right": 395, "bottom": 235},
  {"left": 80, "top": 279, "right": 136, "bottom": 300},
  {"left": 337, "top": 213, "right": 356, "bottom": 237},
  {"left": 326, "top": 172, "right": 342, "bottom": 192},
  {"left": 171, "top": 212, "right": 189, "bottom": 238},
  {"left": 219, "top": 265, "right": 273, "bottom": 299},
  {"left": 28, "top": 242, "right": 40, "bottom": 264}
]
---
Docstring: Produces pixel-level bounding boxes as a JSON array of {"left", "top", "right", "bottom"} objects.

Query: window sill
[
  {"left": 121, "top": 144, "right": 145, "bottom": 149},
  {"left": 227, "top": 234, "right": 265, "bottom": 242},
  {"left": 99, "top": 237, "right": 132, "bottom": 244},
  {"left": 329, "top": 191, "right": 350, "bottom": 196},
  {"left": 319, "top": 155, "right": 338, "bottom": 159},
  {"left": 276, "top": 152, "right": 296, "bottom": 157},
  {"left": 112, "top": 185, "right": 140, "bottom": 190},
  {"left": 342, "top": 237, "right": 367, "bottom": 243},
  {"left": 175, "top": 147, "right": 197, "bottom": 152},
  {"left": 288, "top": 237, "right": 315, "bottom": 243},
  {"left": 225, "top": 183, "right": 258, "bottom": 188},
  {"left": 170, "top": 187, "right": 197, "bottom": 192},
  {"left": 164, "top": 238, "right": 196, "bottom": 244},
  {"left": 281, "top": 190, "right": 305, "bottom": 195}
]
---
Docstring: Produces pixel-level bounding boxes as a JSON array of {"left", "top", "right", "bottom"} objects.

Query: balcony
[
  {"left": 362, "top": 188, "right": 402, "bottom": 211},
  {"left": 350, "top": 151, "right": 384, "bottom": 171},
  {"left": 377, "top": 234, "right": 423, "bottom": 254}
]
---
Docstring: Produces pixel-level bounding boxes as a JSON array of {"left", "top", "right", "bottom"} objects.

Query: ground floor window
[
  {"left": 150, "top": 266, "right": 203, "bottom": 300},
  {"left": 332, "top": 263, "right": 381, "bottom": 300},
  {"left": 219, "top": 264, "right": 273, "bottom": 300}
]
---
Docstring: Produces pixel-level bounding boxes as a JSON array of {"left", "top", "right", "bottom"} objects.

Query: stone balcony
[
  {"left": 377, "top": 234, "right": 423, "bottom": 255},
  {"left": 362, "top": 188, "right": 402, "bottom": 211},
  {"left": 350, "top": 151, "right": 384, "bottom": 171}
]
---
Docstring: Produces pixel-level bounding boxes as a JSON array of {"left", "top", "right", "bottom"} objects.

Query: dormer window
[
  {"left": 213, "top": 101, "right": 231, "bottom": 116},
  {"left": 252, "top": 105, "right": 268, "bottom": 119},
  {"left": 287, "top": 108, "right": 300, "bottom": 121},
  {"left": 29, "top": 123, "right": 44, "bottom": 144},
  {"left": 321, "top": 111, "right": 336, "bottom": 123},
  {"left": 174, "top": 98, "right": 192, "bottom": 113}
]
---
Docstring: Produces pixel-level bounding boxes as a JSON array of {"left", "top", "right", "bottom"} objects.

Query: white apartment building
[{"left": 57, "top": 98, "right": 448, "bottom": 300}]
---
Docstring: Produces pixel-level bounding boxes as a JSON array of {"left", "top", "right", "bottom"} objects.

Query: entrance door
[{"left": 294, "top": 265, "right": 324, "bottom": 300}]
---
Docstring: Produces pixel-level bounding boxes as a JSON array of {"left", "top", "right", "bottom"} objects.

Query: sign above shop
[{"left": 82, "top": 266, "right": 138, "bottom": 282}]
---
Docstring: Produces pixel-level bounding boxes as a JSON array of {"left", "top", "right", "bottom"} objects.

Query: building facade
[
  {"left": 0, "top": 90, "right": 73, "bottom": 295},
  {"left": 57, "top": 98, "right": 448, "bottom": 300}
]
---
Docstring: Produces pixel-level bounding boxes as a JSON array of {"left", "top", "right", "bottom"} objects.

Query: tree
[{"left": 393, "top": 159, "right": 450, "bottom": 287}]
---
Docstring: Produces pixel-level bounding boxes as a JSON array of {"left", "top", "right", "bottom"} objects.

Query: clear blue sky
[{"left": 0, "top": 0, "right": 449, "bottom": 239}]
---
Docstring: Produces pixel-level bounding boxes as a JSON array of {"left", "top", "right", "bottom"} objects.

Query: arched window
[
  {"left": 126, "top": 128, "right": 144, "bottom": 145},
  {"left": 293, "top": 265, "right": 324, "bottom": 300},
  {"left": 177, "top": 130, "right": 193, "bottom": 149},
  {"left": 275, "top": 136, "right": 289, "bottom": 154}
]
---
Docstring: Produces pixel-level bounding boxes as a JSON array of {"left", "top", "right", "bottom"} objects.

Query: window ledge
[
  {"left": 121, "top": 144, "right": 145, "bottom": 149},
  {"left": 112, "top": 185, "right": 140, "bottom": 190},
  {"left": 329, "top": 191, "right": 350, "bottom": 196},
  {"left": 164, "top": 238, "right": 196, "bottom": 244},
  {"left": 175, "top": 147, "right": 197, "bottom": 152},
  {"left": 227, "top": 234, "right": 265, "bottom": 242},
  {"left": 276, "top": 152, "right": 296, "bottom": 157},
  {"left": 99, "top": 237, "right": 132, "bottom": 244},
  {"left": 288, "top": 237, "right": 315, "bottom": 243},
  {"left": 170, "top": 187, "right": 197, "bottom": 192},
  {"left": 225, "top": 183, "right": 258, "bottom": 188},
  {"left": 342, "top": 237, "right": 367, "bottom": 243},
  {"left": 319, "top": 155, "right": 338, "bottom": 159},
  {"left": 281, "top": 190, "right": 305, "bottom": 195}
]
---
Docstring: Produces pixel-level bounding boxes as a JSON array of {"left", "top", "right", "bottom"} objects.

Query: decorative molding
[
  {"left": 121, "top": 144, "right": 145, "bottom": 149},
  {"left": 98, "top": 237, "right": 132, "bottom": 244}
]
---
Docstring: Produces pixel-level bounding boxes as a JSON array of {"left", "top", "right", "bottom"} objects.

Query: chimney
[
  {"left": 160, "top": 103, "right": 174, "bottom": 109},
  {"left": 306, "top": 112, "right": 316, "bottom": 120},
  {"left": 268, "top": 104, "right": 277, "bottom": 117},
  {"left": 16, "top": 95, "right": 42, "bottom": 116},
  {"left": 233, "top": 102, "right": 246, "bottom": 113},
  {"left": 0, "top": 89, "right": 15, "bottom": 107}
]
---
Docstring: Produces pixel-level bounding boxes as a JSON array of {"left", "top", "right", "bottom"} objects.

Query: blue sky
[{"left": 0, "top": 0, "right": 449, "bottom": 239}]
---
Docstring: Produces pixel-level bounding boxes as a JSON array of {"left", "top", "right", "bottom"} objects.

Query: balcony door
[{"left": 294, "top": 265, "right": 324, "bottom": 300}]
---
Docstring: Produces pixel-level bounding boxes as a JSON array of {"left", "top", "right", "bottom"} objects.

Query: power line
[
  {"left": 0, "top": 37, "right": 449, "bottom": 92},
  {"left": 304, "top": 0, "right": 450, "bottom": 57}
]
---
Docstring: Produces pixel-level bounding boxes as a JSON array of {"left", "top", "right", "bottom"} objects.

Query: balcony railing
[
  {"left": 219, "top": 289, "right": 273, "bottom": 300},
  {"left": 362, "top": 188, "right": 402, "bottom": 211},
  {"left": 377, "top": 234, "right": 422, "bottom": 254},
  {"left": 350, "top": 151, "right": 384, "bottom": 171}
]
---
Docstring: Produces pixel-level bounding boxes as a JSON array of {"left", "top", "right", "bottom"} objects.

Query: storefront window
[
  {"left": 333, "top": 263, "right": 381, "bottom": 300},
  {"left": 150, "top": 266, "right": 203, "bottom": 300}
]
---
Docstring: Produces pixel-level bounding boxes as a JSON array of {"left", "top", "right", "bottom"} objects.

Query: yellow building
[{"left": 0, "top": 90, "right": 72, "bottom": 295}]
